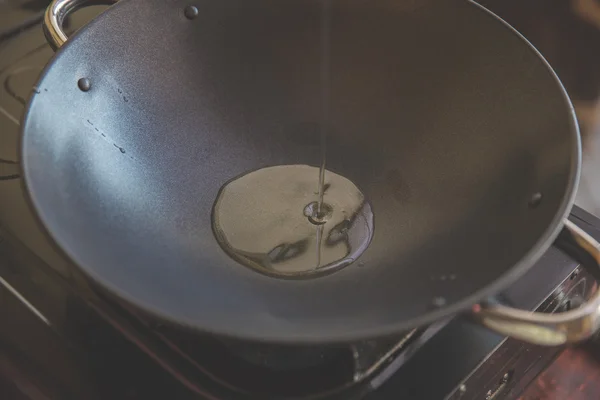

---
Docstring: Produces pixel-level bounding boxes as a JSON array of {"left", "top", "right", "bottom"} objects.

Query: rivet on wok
[
  {"left": 184, "top": 5, "right": 199, "bottom": 19},
  {"left": 77, "top": 78, "right": 91, "bottom": 92},
  {"left": 528, "top": 192, "right": 543, "bottom": 208}
]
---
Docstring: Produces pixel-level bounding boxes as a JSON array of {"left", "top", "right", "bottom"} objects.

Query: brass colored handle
[
  {"left": 43, "top": 0, "right": 118, "bottom": 51},
  {"left": 473, "top": 219, "right": 600, "bottom": 346}
]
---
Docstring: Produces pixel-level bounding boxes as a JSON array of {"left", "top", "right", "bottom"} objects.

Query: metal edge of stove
[
  {"left": 0, "top": 267, "right": 98, "bottom": 400},
  {"left": 444, "top": 264, "right": 593, "bottom": 400}
]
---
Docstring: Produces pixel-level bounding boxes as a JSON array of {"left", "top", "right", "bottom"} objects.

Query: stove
[{"left": 0, "top": 2, "right": 598, "bottom": 399}]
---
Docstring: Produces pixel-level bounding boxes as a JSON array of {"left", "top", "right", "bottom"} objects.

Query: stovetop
[{"left": 0, "top": 2, "right": 598, "bottom": 399}]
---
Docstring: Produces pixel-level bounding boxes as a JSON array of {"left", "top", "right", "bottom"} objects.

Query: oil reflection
[{"left": 212, "top": 165, "right": 373, "bottom": 278}]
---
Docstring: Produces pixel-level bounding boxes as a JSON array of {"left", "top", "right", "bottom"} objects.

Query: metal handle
[
  {"left": 473, "top": 219, "right": 600, "bottom": 346},
  {"left": 43, "top": 0, "right": 118, "bottom": 50}
]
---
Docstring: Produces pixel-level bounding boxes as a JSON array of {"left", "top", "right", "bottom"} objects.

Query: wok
[{"left": 20, "top": 0, "right": 600, "bottom": 345}]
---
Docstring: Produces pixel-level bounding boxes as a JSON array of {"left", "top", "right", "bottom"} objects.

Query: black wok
[{"left": 20, "top": 0, "right": 600, "bottom": 345}]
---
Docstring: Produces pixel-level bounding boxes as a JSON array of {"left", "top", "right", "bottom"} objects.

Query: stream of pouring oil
[
  {"left": 315, "top": 0, "right": 332, "bottom": 267},
  {"left": 317, "top": 0, "right": 332, "bottom": 218}
]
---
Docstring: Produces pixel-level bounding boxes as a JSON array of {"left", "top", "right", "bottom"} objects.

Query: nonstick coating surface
[{"left": 21, "top": 0, "right": 580, "bottom": 342}]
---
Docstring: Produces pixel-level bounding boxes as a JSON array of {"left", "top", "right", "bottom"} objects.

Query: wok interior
[{"left": 22, "top": 0, "right": 577, "bottom": 340}]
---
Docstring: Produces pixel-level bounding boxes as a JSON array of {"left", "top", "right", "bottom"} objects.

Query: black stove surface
[{"left": 0, "top": 2, "right": 597, "bottom": 399}]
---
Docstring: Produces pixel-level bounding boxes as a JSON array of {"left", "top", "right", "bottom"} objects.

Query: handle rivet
[
  {"left": 77, "top": 78, "right": 91, "bottom": 92},
  {"left": 184, "top": 5, "right": 199, "bottom": 19}
]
